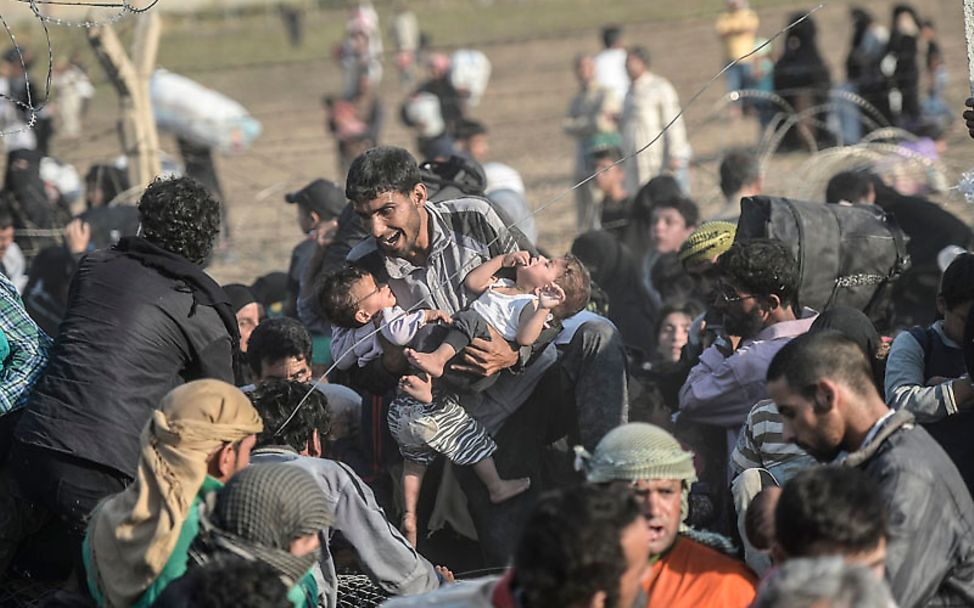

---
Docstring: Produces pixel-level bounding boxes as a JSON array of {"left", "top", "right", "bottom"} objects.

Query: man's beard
[{"left": 723, "top": 308, "right": 765, "bottom": 340}]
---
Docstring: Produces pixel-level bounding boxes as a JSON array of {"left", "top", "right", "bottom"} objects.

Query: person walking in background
[{"left": 715, "top": 0, "right": 759, "bottom": 117}]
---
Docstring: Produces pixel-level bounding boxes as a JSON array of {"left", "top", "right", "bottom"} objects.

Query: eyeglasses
[{"left": 716, "top": 283, "right": 758, "bottom": 304}]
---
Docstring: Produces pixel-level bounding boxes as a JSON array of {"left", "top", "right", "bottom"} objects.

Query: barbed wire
[{"left": 272, "top": 4, "right": 827, "bottom": 436}]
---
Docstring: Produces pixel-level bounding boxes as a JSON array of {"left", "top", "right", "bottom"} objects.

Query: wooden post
[{"left": 87, "top": 11, "right": 162, "bottom": 189}]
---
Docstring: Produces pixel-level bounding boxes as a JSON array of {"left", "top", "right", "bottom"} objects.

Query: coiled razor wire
[{"left": 273, "top": 4, "right": 827, "bottom": 437}]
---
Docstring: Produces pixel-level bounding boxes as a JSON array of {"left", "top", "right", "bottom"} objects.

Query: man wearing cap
[
  {"left": 578, "top": 422, "right": 758, "bottom": 607},
  {"left": 285, "top": 179, "right": 347, "bottom": 315}
]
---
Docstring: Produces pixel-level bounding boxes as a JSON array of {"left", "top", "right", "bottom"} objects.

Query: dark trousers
[
  {"left": 454, "top": 320, "right": 629, "bottom": 565},
  {"left": 7, "top": 442, "right": 129, "bottom": 580}
]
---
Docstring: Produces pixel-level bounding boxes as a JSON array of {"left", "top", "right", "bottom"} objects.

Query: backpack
[{"left": 735, "top": 196, "right": 910, "bottom": 328}]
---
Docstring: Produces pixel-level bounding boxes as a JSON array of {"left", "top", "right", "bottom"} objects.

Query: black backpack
[{"left": 735, "top": 196, "right": 911, "bottom": 328}]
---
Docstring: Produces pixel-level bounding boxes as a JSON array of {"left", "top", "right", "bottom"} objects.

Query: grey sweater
[{"left": 251, "top": 448, "right": 439, "bottom": 607}]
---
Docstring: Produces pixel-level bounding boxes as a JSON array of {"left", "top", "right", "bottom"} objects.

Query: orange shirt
[{"left": 642, "top": 536, "right": 758, "bottom": 608}]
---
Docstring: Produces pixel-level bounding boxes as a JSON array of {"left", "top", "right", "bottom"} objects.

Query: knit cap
[
  {"left": 678, "top": 221, "right": 737, "bottom": 268},
  {"left": 575, "top": 423, "right": 697, "bottom": 484}
]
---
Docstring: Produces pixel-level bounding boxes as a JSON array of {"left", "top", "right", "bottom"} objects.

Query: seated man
[
  {"left": 577, "top": 423, "right": 758, "bottom": 607},
  {"left": 382, "top": 483, "right": 650, "bottom": 608},
  {"left": 12, "top": 176, "right": 238, "bottom": 574},
  {"left": 188, "top": 463, "right": 331, "bottom": 607},
  {"left": 679, "top": 238, "right": 816, "bottom": 449},
  {"left": 884, "top": 252, "right": 974, "bottom": 496},
  {"left": 767, "top": 331, "right": 974, "bottom": 606},
  {"left": 246, "top": 379, "right": 442, "bottom": 606},
  {"left": 772, "top": 466, "right": 888, "bottom": 577},
  {"left": 83, "top": 380, "right": 262, "bottom": 607},
  {"left": 339, "top": 146, "right": 627, "bottom": 564}
]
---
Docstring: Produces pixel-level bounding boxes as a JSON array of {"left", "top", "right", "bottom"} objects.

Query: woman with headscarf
[
  {"left": 83, "top": 380, "right": 263, "bottom": 608},
  {"left": 809, "top": 306, "right": 887, "bottom": 394},
  {"left": 885, "top": 4, "right": 922, "bottom": 127},
  {"left": 772, "top": 13, "right": 832, "bottom": 151},
  {"left": 189, "top": 463, "right": 332, "bottom": 607},
  {"left": 571, "top": 230, "right": 657, "bottom": 360}
]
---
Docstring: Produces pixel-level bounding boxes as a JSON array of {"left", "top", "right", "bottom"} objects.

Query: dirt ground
[{"left": 36, "top": 0, "right": 974, "bottom": 284}]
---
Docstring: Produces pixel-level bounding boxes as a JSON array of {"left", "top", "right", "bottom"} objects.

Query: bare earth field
[{"left": 13, "top": 0, "right": 974, "bottom": 284}]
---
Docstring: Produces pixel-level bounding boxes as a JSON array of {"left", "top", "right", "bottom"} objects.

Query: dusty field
[{"left": 21, "top": 0, "right": 974, "bottom": 284}]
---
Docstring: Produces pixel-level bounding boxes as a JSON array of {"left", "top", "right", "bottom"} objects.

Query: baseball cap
[{"left": 285, "top": 179, "right": 346, "bottom": 221}]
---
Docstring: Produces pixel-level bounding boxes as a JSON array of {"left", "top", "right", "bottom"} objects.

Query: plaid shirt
[{"left": 0, "top": 272, "right": 51, "bottom": 415}]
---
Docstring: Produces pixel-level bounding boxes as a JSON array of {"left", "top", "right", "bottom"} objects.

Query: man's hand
[
  {"left": 502, "top": 251, "right": 530, "bottom": 268},
  {"left": 424, "top": 309, "right": 451, "bottom": 325},
  {"left": 451, "top": 324, "right": 518, "bottom": 377},
  {"left": 965, "top": 98, "right": 974, "bottom": 139},
  {"left": 63, "top": 219, "right": 91, "bottom": 255}
]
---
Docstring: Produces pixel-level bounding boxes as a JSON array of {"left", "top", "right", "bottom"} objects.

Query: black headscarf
[
  {"left": 572, "top": 230, "right": 656, "bottom": 356},
  {"left": 810, "top": 306, "right": 885, "bottom": 393}
]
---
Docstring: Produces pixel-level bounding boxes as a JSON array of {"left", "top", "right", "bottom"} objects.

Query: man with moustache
[
  {"left": 767, "top": 331, "right": 974, "bottom": 607},
  {"left": 678, "top": 238, "right": 817, "bottom": 449}
]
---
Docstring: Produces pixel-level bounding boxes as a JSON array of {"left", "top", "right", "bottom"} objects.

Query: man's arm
[
  {"left": 0, "top": 276, "right": 51, "bottom": 415},
  {"left": 330, "top": 461, "right": 440, "bottom": 596},
  {"left": 885, "top": 331, "right": 970, "bottom": 423},
  {"left": 678, "top": 344, "right": 761, "bottom": 428}
]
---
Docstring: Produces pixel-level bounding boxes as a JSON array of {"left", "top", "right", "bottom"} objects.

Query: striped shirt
[
  {"left": 730, "top": 399, "right": 816, "bottom": 484},
  {"left": 0, "top": 272, "right": 51, "bottom": 415}
]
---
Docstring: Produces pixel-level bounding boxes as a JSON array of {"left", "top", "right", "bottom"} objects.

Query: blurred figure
[
  {"left": 0, "top": 203, "right": 25, "bottom": 292},
  {"left": 325, "top": 73, "right": 383, "bottom": 175},
  {"left": 564, "top": 53, "right": 621, "bottom": 232},
  {"left": 2, "top": 48, "right": 53, "bottom": 155},
  {"left": 620, "top": 46, "right": 692, "bottom": 194},
  {"left": 841, "top": 8, "right": 888, "bottom": 143},
  {"left": 772, "top": 14, "right": 831, "bottom": 151},
  {"left": 390, "top": 1, "right": 420, "bottom": 87},
  {"left": 590, "top": 145, "right": 631, "bottom": 238},
  {"left": 339, "top": 2, "right": 382, "bottom": 98},
  {"left": 885, "top": 5, "right": 922, "bottom": 127},
  {"left": 594, "top": 25, "right": 630, "bottom": 105},
  {"left": 715, "top": 0, "right": 759, "bottom": 116},
  {"left": 715, "top": 148, "right": 762, "bottom": 222},
  {"left": 50, "top": 54, "right": 93, "bottom": 141},
  {"left": 79, "top": 164, "right": 138, "bottom": 250}
]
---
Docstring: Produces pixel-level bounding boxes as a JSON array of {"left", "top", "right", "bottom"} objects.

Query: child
[
  {"left": 404, "top": 251, "right": 571, "bottom": 379},
  {"left": 320, "top": 252, "right": 588, "bottom": 546}
]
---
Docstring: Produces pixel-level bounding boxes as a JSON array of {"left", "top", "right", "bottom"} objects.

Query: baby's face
[
  {"left": 351, "top": 274, "right": 398, "bottom": 322},
  {"left": 516, "top": 255, "right": 565, "bottom": 290}
]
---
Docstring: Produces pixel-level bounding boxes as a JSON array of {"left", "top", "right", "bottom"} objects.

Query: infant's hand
[
  {"left": 424, "top": 309, "right": 451, "bottom": 325},
  {"left": 536, "top": 283, "right": 566, "bottom": 309},
  {"left": 502, "top": 251, "right": 530, "bottom": 268}
]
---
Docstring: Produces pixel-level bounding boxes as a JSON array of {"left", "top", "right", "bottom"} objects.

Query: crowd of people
[{"left": 0, "top": 1, "right": 973, "bottom": 608}]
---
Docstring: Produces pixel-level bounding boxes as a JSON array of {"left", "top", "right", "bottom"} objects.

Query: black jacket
[
  {"left": 845, "top": 410, "right": 974, "bottom": 607},
  {"left": 16, "top": 243, "right": 235, "bottom": 479}
]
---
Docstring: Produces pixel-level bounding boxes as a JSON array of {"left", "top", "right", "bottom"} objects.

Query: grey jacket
[
  {"left": 843, "top": 409, "right": 974, "bottom": 607},
  {"left": 251, "top": 448, "right": 439, "bottom": 608}
]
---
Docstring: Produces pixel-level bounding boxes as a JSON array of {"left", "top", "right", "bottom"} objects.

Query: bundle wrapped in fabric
[
  {"left": 735, "top": 196, "right": 911, "bottom": 329},
  {"left": 150, "top": 69, "right": 262, "bottom": 154}
]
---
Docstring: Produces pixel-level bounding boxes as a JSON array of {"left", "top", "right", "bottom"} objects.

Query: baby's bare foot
[
  {"left": 405, "top": 348, "right": 448, "bottom": 378},
  {"left": 488, "top": 477, "right": 531, "bottom": 504},
  {"left": 399, "top": 374, "right": 433, "bottom": 403}
]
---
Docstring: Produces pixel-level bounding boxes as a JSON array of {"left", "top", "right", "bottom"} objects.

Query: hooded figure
[
  {"left": 576, "top": 423, "right": 758, "bottom": 608},
  {"left": 84, "top": 380, "right": 264, "bottom": 608},
  {"left": 772, "top": 14, "right": 832, "bottom": 151},
  {"left": 192, "top": 463, "right": 332, "bottom": 605},
  {"left": 809, "top": 306, "right": 885, "bottom": 393},
  {"left": 2, "top": 149, "right": 67, "bottom": 261},
  {"left": 572, "top": 230, "right": 656, "bottom": 357}
]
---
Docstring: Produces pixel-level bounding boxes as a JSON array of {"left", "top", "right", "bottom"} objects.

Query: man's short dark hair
[
  {"left": 153, "top": 558, "right": 291, "bottom": 608},
  {"left": 632, "top": 175, "right": 683, "bottom": 224},
  {"left": 940, "top": 252, "right": 974, "bottom": 311},
  {"left": 775, "top": 466, "right": 887, "bottom": 558},
  {"left": 825, "top": 171, "right": 873, "bottom": 204},
  {"left": 717, "top": 238, "right": 798, "bottom": 305},
  {"left": 602, "top": 25, "right": 622, "bottom": 48},
  {"left": 246, "top": 317, "right": 313, "bottom": 376},
  {"left": 719, "top": 148, "right": 761, "bottom": 198},
  {"left": 318, "top": 265, "right": 372, "bottom": 329},
  {"left": 249, "top": 379, "right": 331, "bottom": 453},
  {"left": 767, "top": 331, "right": 876, "bottom": 400},
  {"left": 654, "top": 197, "right": 699, "bottom": 229},
  {"left": 591, "top": 146, "right": 624, "bottom": 164},
  {"left": 345, "top": 146, "right": 422, "bottom": 204},
  {"left": 138, "top": 176, "right": 220, "bottom": 265},
  {"left": 627, "top": 45, "right": 650, "bottom": 67},
  {"left": 514, "top": 484, "right": 641, "bottom": 608}
]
